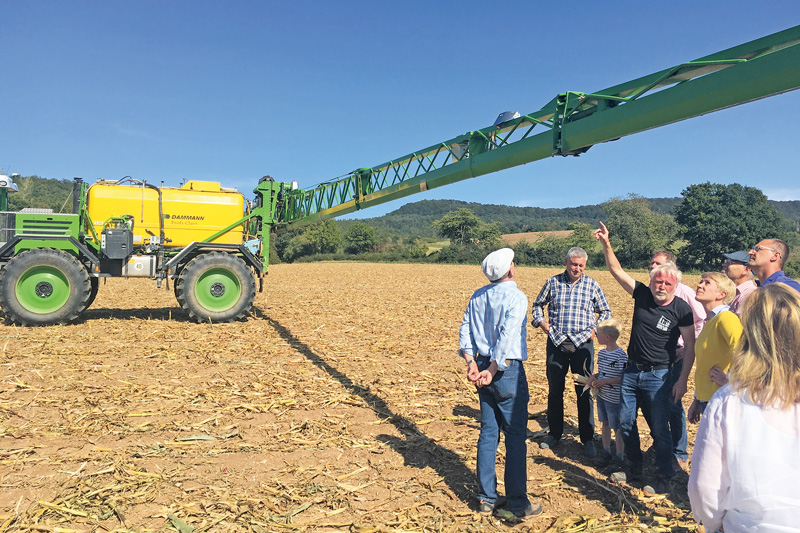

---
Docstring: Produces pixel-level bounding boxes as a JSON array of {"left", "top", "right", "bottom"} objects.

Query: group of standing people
[{"left": 458, "top": 224, "right": 800, "bottom": 528}]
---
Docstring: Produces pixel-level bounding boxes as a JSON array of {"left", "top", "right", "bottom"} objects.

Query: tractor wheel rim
[
  {"left": 194, "top": 268, "right": 241, "bottom": 312},
  {"left": 16, "top": 265, "right": 71, "bottom": 314}
]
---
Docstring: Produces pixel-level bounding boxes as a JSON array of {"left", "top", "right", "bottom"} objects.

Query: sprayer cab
[{"left": 0, "top": 174, "right": 19, "bottom": 211}]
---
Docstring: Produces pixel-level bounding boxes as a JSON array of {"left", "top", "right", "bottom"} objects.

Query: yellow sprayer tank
[{"left": 87, "top": 180, "right": 245, "bottom": 248}]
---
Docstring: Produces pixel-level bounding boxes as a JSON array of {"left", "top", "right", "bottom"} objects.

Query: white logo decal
[{"left": 656, "top": 316, "right": 672, "bottom": 332}]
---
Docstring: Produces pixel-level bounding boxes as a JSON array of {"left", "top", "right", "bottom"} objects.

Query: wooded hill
[
  {"left": 358, "top": 198, "right": 685, "bottom": 237},
  {"left": 8, "top": 175, "right": 800, "bottom": 237}
]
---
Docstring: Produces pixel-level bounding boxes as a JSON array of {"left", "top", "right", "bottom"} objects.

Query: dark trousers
[{"left": 545, "top": 338, "right": 595, "bottom": 444}]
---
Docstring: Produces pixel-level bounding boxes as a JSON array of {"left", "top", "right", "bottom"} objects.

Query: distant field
[
  {"left": 426, "top": 239, "right": 449, "bottom": 253},
  {"left": 502, "top": 230, "right": 573, "bottom": 244}
]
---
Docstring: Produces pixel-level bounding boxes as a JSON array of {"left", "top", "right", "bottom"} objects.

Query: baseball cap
[{"left": 723, "top": 250, "right": 751, "bottom": 264}]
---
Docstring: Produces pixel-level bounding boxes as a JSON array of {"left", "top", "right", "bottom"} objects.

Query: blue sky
[{"left": 2, "top": 2, "right": 799, "bottom": 218}]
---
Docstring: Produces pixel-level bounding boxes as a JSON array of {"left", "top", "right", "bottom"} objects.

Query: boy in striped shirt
[{"left": 590, "top": 318, "right": 628, "bottom": 469}]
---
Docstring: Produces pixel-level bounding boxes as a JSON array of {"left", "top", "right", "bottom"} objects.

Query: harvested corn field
[{"left": 1, "top": 262, "right": 702, "bottom": 532}]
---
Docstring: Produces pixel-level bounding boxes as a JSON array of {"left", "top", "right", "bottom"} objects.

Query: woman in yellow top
[
  {"left": 687, "top": 272, "right": 743, "bottom": 424},
  {"left": 688, "top": 283, "right": 800, "bottom": 530}
]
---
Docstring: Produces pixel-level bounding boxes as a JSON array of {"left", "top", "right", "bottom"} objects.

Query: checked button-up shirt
[{"left": 531, "top": 272, "right": 612, "bottom": 347}]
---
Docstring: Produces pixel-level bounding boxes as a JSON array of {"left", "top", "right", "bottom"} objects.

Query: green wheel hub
[
  {"left": 16, "top": 264, "right": 72, "bottom": 315},
  {"left": 193, "top": 267, "right": 242, "bottom": 312},
  {"left": 175, "top": 252, "right": 255, "bottom": 323}
]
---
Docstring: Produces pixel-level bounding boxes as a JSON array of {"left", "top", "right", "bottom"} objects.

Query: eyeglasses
[{"left": 751, "top": 245, "right": 778, "bottom": 253}]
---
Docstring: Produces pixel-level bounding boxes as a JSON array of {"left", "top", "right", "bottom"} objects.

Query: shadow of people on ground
[
  {"left": 264, "top": 315, "right": 477, "bottom": 504},
  {"left": 535, "top": 448, "right": 691, "bottom": 514},
  {"left": 452, "top": 404, "right": 479, "bottom": 420}
]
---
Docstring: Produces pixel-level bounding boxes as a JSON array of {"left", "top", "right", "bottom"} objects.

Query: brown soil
[{"left": 0, "top": 263, "right": 701, "bottom": 532}]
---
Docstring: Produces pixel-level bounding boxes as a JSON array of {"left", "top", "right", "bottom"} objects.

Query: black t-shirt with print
[{"left": 627, "top": 282, "right": 694, "bottom": 366}]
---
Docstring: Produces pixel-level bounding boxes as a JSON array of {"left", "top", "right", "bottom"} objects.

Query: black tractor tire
[
  {"left": 173, "top": 267, "right": 182, "bottom": 300},
  {"left": 174, "top": 252, "right": 256, "bottom": 323},
  {"left": 84, "top": 276, "right": 100, "bottom": 310},
  {"left": 0, "top": 248, "right": 91, "bottom": 326}
]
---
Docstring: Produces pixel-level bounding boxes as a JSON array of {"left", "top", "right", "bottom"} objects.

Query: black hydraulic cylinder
[{"left": 72, "top": 178, "right": 83, "bottom": 214}]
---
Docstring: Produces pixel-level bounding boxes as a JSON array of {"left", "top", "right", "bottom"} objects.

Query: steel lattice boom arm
[{"left": 275, "top": 25, "right": 800, "bottom": 230}]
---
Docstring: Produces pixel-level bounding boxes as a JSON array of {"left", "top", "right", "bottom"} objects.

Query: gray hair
[
  {"left": 651, "top": 249, "right": 676, "bottom": 264},
  {"left": 650, "top": 262, "right": 682, "bottom": 285},
  {"left": 566, "top": 247, "right": 588, "bottom": 261}
]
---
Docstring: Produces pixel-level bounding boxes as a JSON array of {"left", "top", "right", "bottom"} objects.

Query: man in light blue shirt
[{"left": 459, "top": 248, "right": 542, "bottom": 521}]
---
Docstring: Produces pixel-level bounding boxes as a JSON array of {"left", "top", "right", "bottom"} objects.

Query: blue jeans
[
  {"left": 618, "top": 366, "right": 674, "bottom": 479},
  {"left": 476, "top": 357, "right": 531, "bottom": 513},
  {"left": 596, "top": 396, "right": 621, "bottom": 430},
  {"left": 668, "top": 358, "right": 688, "bottom": 461}
]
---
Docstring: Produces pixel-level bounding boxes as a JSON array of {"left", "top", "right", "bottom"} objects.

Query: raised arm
[{"left": 593, "top": 221, "right": 636, "bottom": 295}]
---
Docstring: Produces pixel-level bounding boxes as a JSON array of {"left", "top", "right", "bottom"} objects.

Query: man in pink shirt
[
  {"left": 722, "top": 251, "right": 757, "bottom": 315},
  {"left": 649, "top": 251, "right": 705, "bottom": 470}
]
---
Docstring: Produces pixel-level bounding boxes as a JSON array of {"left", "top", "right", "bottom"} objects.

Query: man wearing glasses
[{"left": 748, "top": 240, "right": 800, "bottom": 293}]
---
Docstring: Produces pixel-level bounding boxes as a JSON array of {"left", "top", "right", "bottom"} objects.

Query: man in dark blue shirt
[{"left": 748, "top": 239, "right": 800, "bottom": 293}]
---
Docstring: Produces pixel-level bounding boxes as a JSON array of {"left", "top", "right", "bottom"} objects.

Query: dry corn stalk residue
[{"left": 0, "top": 263, "right": 702, "bottom": 531}]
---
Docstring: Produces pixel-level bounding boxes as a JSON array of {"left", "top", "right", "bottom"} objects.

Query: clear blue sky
[{"left": 2, "top": 2, "right": 799, "bottom": 218}]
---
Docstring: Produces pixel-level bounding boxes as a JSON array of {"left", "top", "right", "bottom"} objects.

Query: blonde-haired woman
[{"left": 688, "top": 283, "right": 800, "bottom": 531}]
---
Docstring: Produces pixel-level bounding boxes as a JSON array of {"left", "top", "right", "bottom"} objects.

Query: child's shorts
[{"left": 597, "top": 396, "right": 621, "bottom": 430}]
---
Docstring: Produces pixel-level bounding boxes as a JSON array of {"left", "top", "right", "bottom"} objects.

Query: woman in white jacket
[{"left": 688, "top": 282, "right": 800, "bottom": 532}]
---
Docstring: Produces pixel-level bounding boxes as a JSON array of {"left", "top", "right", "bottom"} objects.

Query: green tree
[
  {"left": 675, "top": 182, "right": 788, "bottom": 270},
  {"left": 531, "top": 236, "right": 572, "bottom": 266},
  {"left": 784, "top": 232, "right": 800, "bottom": 279},
  {"left": 403, "top": 236, "right": 429, "bottom": 259},
  {"left": 343, "top": 221, "right": 377, "bottom": 254},
  {"left": 8, "top": 175, "right": 74, "bottom": 212},
  {"left": 274, "top": 228, "right": 303, "bottom": 261},
  {"left": 563, "top": 222, "right": 605, "bottom": 266},
  {"left": 304, "top": 220, "right": 343, "bottom": 254},
  {"left": 435, "top": 243, "right": 490, "bottom": 264},
  {"left": 475, "top": 222, "right": 502, "bottom": 247},
  {"left": 279, "top": 220, "right": 342, "bottom": 262},
  {"left": 283, "top": 233, "right": 314, "bottom": 262},
  {"left": 603, "top": 194, "right": 679, "bottom": 268},
  {"left": 431, "top": 208, "right": 499, "bottom": 245}
]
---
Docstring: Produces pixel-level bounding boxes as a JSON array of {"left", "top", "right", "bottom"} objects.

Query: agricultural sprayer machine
[{"left": 1, "top": 25, "right": 799, "bottom": 325}]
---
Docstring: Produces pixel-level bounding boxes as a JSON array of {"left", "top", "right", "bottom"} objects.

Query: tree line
[
  {"left": 273, "top": 183, "right": 800, "bottom": 278},
  {"left": 7, "top": 175, "right": 799, "bottom": 276}
]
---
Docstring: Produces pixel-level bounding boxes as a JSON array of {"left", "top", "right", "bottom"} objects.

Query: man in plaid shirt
[{"left": 532, "top": 247, "right": 612, "bottom": 457}]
